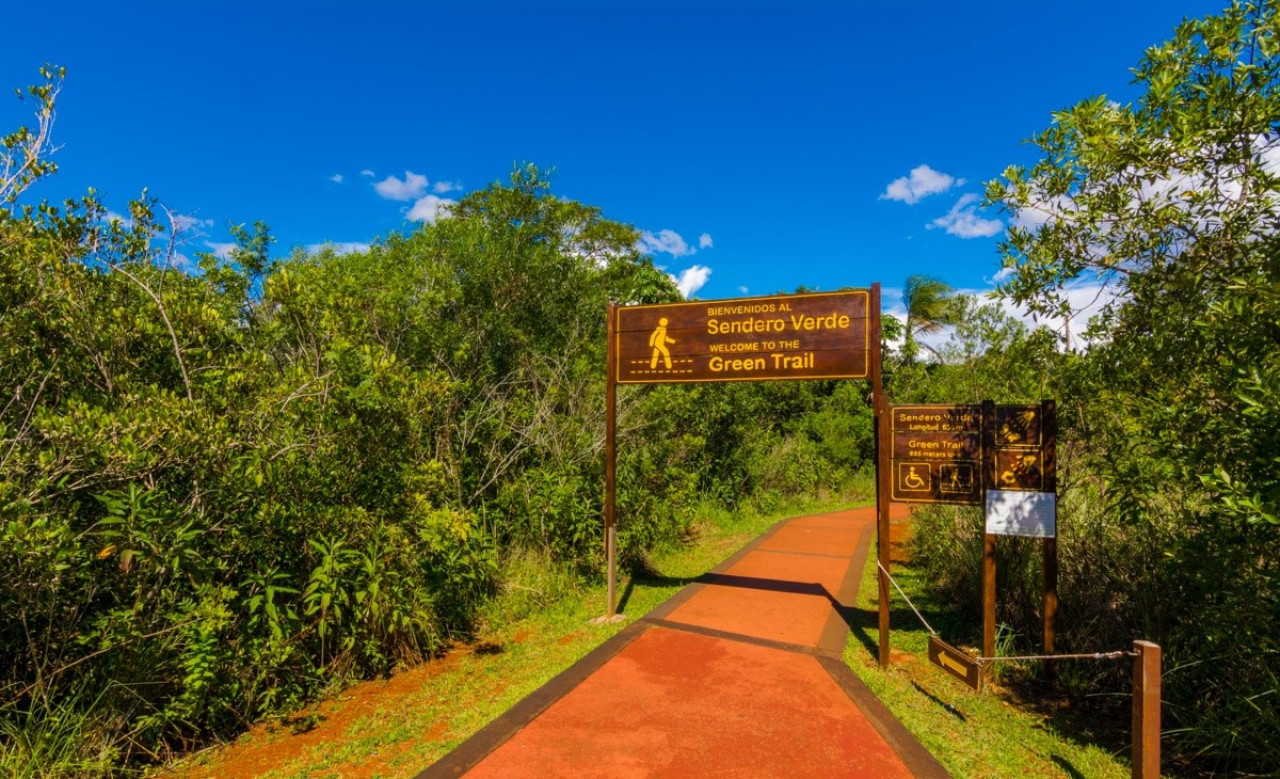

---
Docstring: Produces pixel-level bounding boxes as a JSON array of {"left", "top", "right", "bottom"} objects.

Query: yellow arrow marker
[{"left": 938, "top": 652, "right": 969, "bottom": 675}]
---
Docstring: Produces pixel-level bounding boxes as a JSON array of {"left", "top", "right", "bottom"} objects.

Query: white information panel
[{"left": 985, "top": 490, "right": 1057, "bottom": 538}]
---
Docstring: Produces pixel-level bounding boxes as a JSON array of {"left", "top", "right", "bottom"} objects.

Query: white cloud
[
  {"left": 1011, "top": 193, "right": 1075, "bottom": 231},
  {"left": 930, "top": 194, "right": 1002, "bottom": 238},
  {"left": 374, "top": 171, "right": 429, "bottom": 201},
  {"left": 407, "top": 194, "right": 455, "bottom": 223},
  {"left": 204, "top": 241, "right": 236, "bottom": 260},
  {"left": 639, "top": 229, "right": 695, "bottom": 257},
  {"left": 738, "top": 285, "right": 749, "bottom": 294},
  {"left": 305, "top": 242, "right": 371, "bottom": 255},
  {"left": 172, "top": 213, "right": 213, "bottom": 233},
  {"left": 670, "top": 265, "right": 711, "bottom": 298},
  {"left": 698, "top": 233, "right": 713, "bottom": 249},
  {"left": 881, "top": 164, "right": 964, "bottom": 204},
  {"left": 433, "top": 180, "right": 459, "bottom": 194},
  {"left": 361, "top": 169, "right": 376, "bottom": 177},
  {"left": 329, "top": 173, "right": 344, "bottom": 184},
  {"left": 991, "top": 266, "right": 1017, "bottom": 283},
  {"left": 943, "top": 278, "right": 1119, "bottom": 350}
]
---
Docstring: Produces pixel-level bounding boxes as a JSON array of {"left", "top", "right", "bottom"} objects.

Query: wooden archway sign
[{"left": 601, "top": 284, "right": 893, "bottom": 666}]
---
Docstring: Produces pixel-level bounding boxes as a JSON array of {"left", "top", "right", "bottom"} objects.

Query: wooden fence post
[
  {"left": 981, "top": 401, "right": 996, "bottom": 668},
  {"left": 604, "top": 303, "right": 618, "bottom": 619},
  {"left": 1132, "top": 640, "right": 1161, "bottom": 779},
  {"left": 870, "top": 284, "right": 891, "bottom": 668}
]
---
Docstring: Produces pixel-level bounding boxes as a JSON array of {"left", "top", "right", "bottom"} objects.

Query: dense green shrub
[{"left": 0, "top": 69, "right": 876, "bottom": 772}]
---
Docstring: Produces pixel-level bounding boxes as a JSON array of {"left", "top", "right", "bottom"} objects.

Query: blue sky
[{"left": 3, "top": 1, "right": 1225, "bottom": 315}]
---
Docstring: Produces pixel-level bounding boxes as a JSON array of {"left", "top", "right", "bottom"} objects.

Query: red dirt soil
[
  {"left": 449, "top": 504, "right": 938, "bottom": 777},
  {"left": 169, "top": 507, "right": 930, "bottom": 778},
  {"left": 467, "top": 627, "right": 914, "bottom": 778}
]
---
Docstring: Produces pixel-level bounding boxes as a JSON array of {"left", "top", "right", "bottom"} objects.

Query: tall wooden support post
[
  {"left": 870, "top": 283, "right": 891, "bottom": 668},
  {"left": 1132, "top": 640, "right": 1161, "bottom": 779},
  {"left": 980, "top": 400, "right": 997, "bottom": 666},
  {"left": 604, "top": 303, "right": 619, "bottom": 619},
  {"left": 1042, "top": 399, "right": 1059, "bottom": 671}
]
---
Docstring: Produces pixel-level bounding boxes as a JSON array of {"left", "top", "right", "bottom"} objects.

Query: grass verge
[
  {"left": 167, "top": 493, "right": 1141, "bottom": 779},
  {"left": 161, "top": 490, "right": 859, "bottom": 779},
  {"left": 843, "top": 541, "right": 1135, "bottom": 779}
]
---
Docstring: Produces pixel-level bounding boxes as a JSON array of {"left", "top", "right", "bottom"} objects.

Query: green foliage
[
  {"left": 901, "top": 274, "right": 960, "bottom": 364},
  {"left": 0, "top": 68, "right": 875, "bottom": 772},
  {"left": 976, "top": 2, "right": 1280, "bottom": 769}
]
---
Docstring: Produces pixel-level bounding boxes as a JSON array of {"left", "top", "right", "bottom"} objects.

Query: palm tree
[{"left": 902, "top": 274, "right": 956, "bottom": 363}]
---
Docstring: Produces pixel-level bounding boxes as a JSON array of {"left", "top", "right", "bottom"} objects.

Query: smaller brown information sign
[
  {"left": 991, "top": 404, "right": 1052, "bottom": 492},
  {"left": 890, "top": 405, "right": 982, "bottom": 505},
  {"left": 995, "top": 450, "right": 1044, "bottom": 491},
  {"left": 928, "top": 636, "right": 982, "bottom": 691},
  {"left": 614, "top": 291, "right": 869, "bottom": 384},
  {"left": 995, "top": 405, "right": 1042, "bottom": 449}
]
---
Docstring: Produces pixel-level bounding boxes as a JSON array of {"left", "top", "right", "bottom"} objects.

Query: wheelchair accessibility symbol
[{"left": 897, "top": 463, "right": 932, "bottom": 492}]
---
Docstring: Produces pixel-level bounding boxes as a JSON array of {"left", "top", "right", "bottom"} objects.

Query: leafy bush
[{"left": 0, "top": 68, "right": 878, "bottom": 772}]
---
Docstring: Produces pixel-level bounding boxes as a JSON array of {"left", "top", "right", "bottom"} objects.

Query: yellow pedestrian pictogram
[
  {"left": 939, "top": 463, "right": 973, "bottom": 493},
  {"left": 649, "top": 317, "right": 675, "bottom": 370}
]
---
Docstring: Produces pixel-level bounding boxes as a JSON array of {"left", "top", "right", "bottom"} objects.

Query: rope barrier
[
  {"left": 876, "top": 561, "right": 1136, "bottom": 666},
  {"left": 977, "top": 650, "right": 1134, "bottom": 664},
  {"left": 876, "top": 560, "right": 937, "bottom": 638}
]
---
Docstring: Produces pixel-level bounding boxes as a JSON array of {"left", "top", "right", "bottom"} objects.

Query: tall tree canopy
[
  {"left": 989, "top": 1, "right": 1280, "bottom": 766},
  {"left": 901, "top": 274, "right": 958, "bottom": 362},
  {"left": 991, "top": 0, "right": 1280, "bottom": 527}
]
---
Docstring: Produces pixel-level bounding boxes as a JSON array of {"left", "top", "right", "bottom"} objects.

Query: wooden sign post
[
  {"left": 887, "top": 402, "right": 983, "bottom": 674},
  {"left": 886, "top": 400, "right": 1058, "bottom": 683},
  {"left": 602, "top": 289, "right": 880, "bottom": 623},
  {"left": 981, "top": 400, "right": 1058, "bottom": 671}
]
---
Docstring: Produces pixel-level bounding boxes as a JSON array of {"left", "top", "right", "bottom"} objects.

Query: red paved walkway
[{"left": 423, "top": 505, "right": 947, "bottom": 778}]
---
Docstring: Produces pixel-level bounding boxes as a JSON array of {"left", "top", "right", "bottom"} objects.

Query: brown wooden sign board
[
  {"left": 995, "top": 405, "right": 1042, "bottom": 449},
  {"left": 614, "top": 290, "right": 869, "bottom": 384},
  {"left": 991, "top": 404, "right": 1054, "bottom": 493},
  {"left": 603, "top": 285, "right": 886, "bottom": 652},
  {"left": 890, "top": 405, "right": 982, "bottom": 505},
  {"left": 928, "top": 635, "right": 982, "bottom": 691}
]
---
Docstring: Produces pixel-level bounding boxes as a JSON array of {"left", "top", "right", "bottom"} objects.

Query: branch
[{"left": 105, "top": 252, "right": 194, "bottom": 402}]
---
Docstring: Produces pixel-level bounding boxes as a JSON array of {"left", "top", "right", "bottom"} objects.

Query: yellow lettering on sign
[
  {"left": 789, "top": 313, "right": 851, "bottom": 331},
  {"left": 770, "top": 352, "right": 814, "bottom": 370},
  {"left": 708, "top": 341, "right": 761, "bottom": 353},
  {"left": 707, "top": 317, "right": 786, "bottom": 335},
  {"left": 709, "top": 356, "right": 766, "bottom": 372}
]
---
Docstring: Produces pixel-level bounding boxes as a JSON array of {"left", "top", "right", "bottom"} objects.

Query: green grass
[
  {"left": 843, "top": 552, "right": 1136, "bottom": 778},
  {"left": 165, "top": 489, "right": 1141, "bottom": 778},
  {"left": 162, "top": 491, "right": 855, "bottom": 778}
]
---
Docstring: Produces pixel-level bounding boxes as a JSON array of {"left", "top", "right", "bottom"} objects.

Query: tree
[
  {"left": 901, "top": 274, "right": 958, "bottom": 362},
  {"left": 991, "top": 0, "right": 1279, "bottom": 526},
  {"left": 988, "top": 1, "right": 1280, "bottom": 767},
  {"left": 0, "top": 64, "right": 62, "bottom": 205}
]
